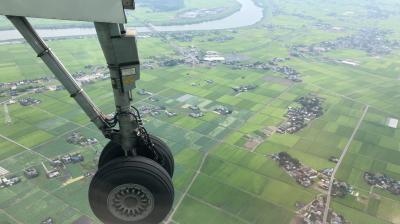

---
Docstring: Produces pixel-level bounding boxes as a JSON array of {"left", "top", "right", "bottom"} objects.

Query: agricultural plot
[
  {"left": 1, "top": 0, "right": 400, "bottom": 223},
  {"left": 334, "top": 108, "right": 400, "bottom": 224}
]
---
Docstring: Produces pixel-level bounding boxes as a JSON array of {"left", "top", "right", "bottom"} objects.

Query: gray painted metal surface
[
  {"left": 95, "top": 22, "right": 140, "bottom": 153},
  {"left": 0, "top": 0, "right": 127, "bottom": 23},
  {"left": 7, "top": 16, "right": 108, "bottom": 132}
]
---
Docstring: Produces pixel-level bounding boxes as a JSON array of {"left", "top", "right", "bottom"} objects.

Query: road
[
  {"left": 322, "top": 105, "right": 369, "bottom": 224},
  {"left": 165, "top": 152, "right": 209, "bottom": 224},
  {"left": 0, "top": 133, "right": 51, "bottom": 161}
]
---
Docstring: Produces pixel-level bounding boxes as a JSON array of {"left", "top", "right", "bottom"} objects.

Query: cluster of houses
[
  {"left": 41, "top": 217, "right": 54, "bottom": 224},
  {"left": 0, "top": 64, "right": 109, "bottom": 98},
  {"left": 272, "top": 65, "right": 302, "bottom": 82},
  {"left": 224, "top": 60, "right": 271, "bottom": 70},
  {"left": 19, "top": 97, "right": 41, "bottom": 106},
  {"left": 142, "top": 46, "right": 228, "bottom": 69},
  {"left": 66, "top": 132, "right": 98, "bottom": 146},
  {"left": 0, "top": 167, "right": 40, "bottom": 189},
  {"left": 277, "top": 95, "right": 324, "bottom": 134},
  {"left": 24, "top": 167, "right": 39, "bottom": 179},
  {"left": 213, "top": 106, "right": 232, "bottom": 115},
  {"left": 364, "top": 172, "right": 400, "bottom": 195},
  {"left": 44, "top": 153, "right": 85, "bottom": 179},
  {"left": 142, "top": 56, "right": 183, "bottom": 70},
  {"left": 318, "top": 168, "right": 356, "bottom": 197},
  {"left": 188, "top": 105, "right": 204, "bottom": 118},
  {"left": 268, "top": 57, "right": 302, "bottom": 82},
  {"left": 366, "top": 6, "right": 393, "bottom": 19},
  {"left": 271, "top": 152, "right": 318, "bottom": 187},
  {"left": 207, "top": 35, "right": 234, "bottom": 43},
  {"left": 272, "top": 152, "right": 356, "bottom": 197},
  {"left": 312, "top": 22, "right": 343, "bottom": 32},
  {"left": 203, "top": 51, "right": 226, "bottom": 63},
  {"left": 167, "top": 33, "right": 196, "bottom": 42},
  {"left": 0, "top": 77, "right": 52, "bottom": 97},
  {"left": 224, "top": 59, "right": 302, "bottom": 82},
  {"left": 291, "top": 28, "right": 399, "bottom": 57},
  {"left": 297, "top": 195, "right": 347, "bottom": 224},
  {"left": 331, "top": 180, "right": 354, "bottom": 198},
  {"left": 329, "top": 156, "right": 339, "bottom": 163},
  {"left": 0, "top": 77, "right": 51, "bottom": 89},
  {"left": 137, "top": 89, "right": 153, "bottom": 96},
  {"left": 73, "top": 67, "right": 110, "bottom": 85},
  {"left": 138, "top": 105, "right": 177, "bottom": 118},
  {"left": 178, "top": 8, "right": 225, "bottom": 19},
  {"left": 232, "top": 84, "right": 257, "bottom": 93},
  {"left": 165, "top": 30, "right": 236, "bottom": 44},
  {"left": 52, "top": 153, "right": 85, "bottom": 165},
  {"left": 0, "top": 176, "right": 21, "bottom": 188},
  {"left": 142, "top": 47, "right": 200, "bottom": 69}
]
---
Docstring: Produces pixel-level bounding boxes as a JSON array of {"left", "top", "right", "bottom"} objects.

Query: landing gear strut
[{"left": 6, "top": 4, "right": 175, "bottom": 223}]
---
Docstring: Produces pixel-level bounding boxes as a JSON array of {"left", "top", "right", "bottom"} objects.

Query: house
[
  {"left": 71, "top": 154, "right": 84, "bottom": 163},
  {"left": 24, "top": 167, "right": 39, "bottom": 179},
  {"left": 189, "top": 105, "right": 200, "bottom": 111},
  {"left": 203, "top": 51, "right": 225, "bottom": 62},
  {"left": 0, "top": 176, "right": 21, "bottom": 188},
  {"left": 189, "top": 112, "right": 204, "bottom": 118},
  {"left": 165, "top": 111, "right": 177, "bottom": 117},
  {"left": 41, "top": 217, "right": 54, "bottom": 224},
  {"left": 0, "top": 167, "right": 9, "bottom": 177},
  {"left": 47, "top": 170, "right": 60, "bottom": 179},
  {"left": 214, "top": 106, "right": 232, "bottom": 115}
]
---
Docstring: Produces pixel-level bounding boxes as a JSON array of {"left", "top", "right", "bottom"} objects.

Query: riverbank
[{"left": 0, "top": 0, "right": 263, "bottom": 42}]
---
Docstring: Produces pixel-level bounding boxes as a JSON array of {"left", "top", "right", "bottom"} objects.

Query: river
[{"left": 0, "top": 0, "right": 263, "bottom": 42}]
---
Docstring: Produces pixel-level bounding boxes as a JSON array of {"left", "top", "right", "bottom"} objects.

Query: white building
[
  {"left": 387, "top": 118, "right": 398, "bottom": 129},
  {"left": 0, "top": 167, "right": 9, "bottom": 176},
  {"left": 203, "top": 51, "right": 225, "bottom": 62}
]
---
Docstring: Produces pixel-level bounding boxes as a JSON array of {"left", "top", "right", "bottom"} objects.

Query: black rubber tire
[
  {"left": 98, "top": 135, "right": 174, "bottom": 177},
  {"left": 89, "top": 156, "right": 174, "bottom": 224}
]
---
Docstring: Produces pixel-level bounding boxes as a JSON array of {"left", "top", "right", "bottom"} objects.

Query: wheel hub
[{"left": 107, "top": 184, "right": 154, "bottom": 221}]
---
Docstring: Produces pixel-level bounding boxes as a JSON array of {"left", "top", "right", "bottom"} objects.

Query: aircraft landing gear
[
  {"left": 7, "top": 14, "right": 175, "bottom": 224},
  {"left": 89, "top": 157, "right": 174, "bottom": 224},
  {"left": 98, "top": 134, "right": 174, "bottom": 177}
]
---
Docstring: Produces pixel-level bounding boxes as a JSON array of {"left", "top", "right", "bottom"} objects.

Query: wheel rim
[{"left": 107, "top": 184, "right": 155, "bottom": 221}]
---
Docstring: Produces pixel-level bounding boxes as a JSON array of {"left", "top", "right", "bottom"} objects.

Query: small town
[
  {"left": 18, "top": 97, "right": 41, "bottom": 106},
  {"left": 364, "top": 172, "right": 400, "bottom": 195},
  {"left": 188, "top": 105, "right": 204, "bottom": 118},
  {"left": 138, "top": 105, "right": 177, "bottom": 118},
  {"left": 0, "top": 175, "right": 21, "bottom": 188},
  {"left": 291, "top": 28, "right": 400, "bottom": 57},
  {"left": 213, "top": 105, "right": 233, "bottom": 115},
  {"left": 232, "top": 84, "right": 258, "bottom": 93},
  {"left": 271, "top": 152, "right": 318, "bottom": 188},
  {"left": 0, "top": 65, "right": 109, "bottom": 99},
  {"left": 296, "top": 195, "right": 348, "bottom": 224},
  {"left": 66, "top": 132, "right": 99, "bottom": 146},
  {"left": 0, "top": 151, "right": 86, "bottom": 193},
  {"left": 277, "top": 95, "right": 324, "bottom": 134},
  {"left": 272, "top": 152, "right": 355, "bottom": 198},
  {"left": 224, "top": 59, "right": 303, "bottom": 82}
]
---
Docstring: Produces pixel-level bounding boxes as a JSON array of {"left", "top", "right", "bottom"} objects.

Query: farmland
[{"left": 1, "top": 0, "right": 400, "bottom": 223}]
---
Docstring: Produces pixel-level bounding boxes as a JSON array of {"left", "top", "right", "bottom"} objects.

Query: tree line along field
[{"left": 1, "top": 0, "right": 400, "bottom": 223}]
